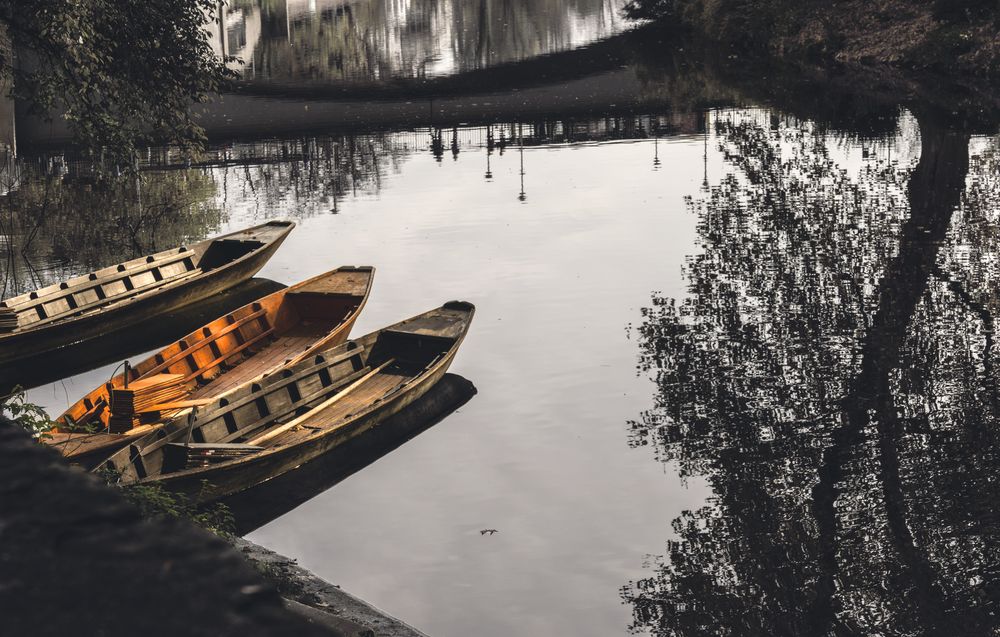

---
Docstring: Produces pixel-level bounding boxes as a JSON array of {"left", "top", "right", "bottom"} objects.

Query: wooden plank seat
[
  {"left": 167, "top": 443, "right": 263, "bottom": 452},
  {"left": 23, "top": 266, "right": 203, "bottom": 329},
  {"left": 144, "top": 307, "right": 269, "bottom": 377},
  {"left": 8, "top": 249, "right": 195, "bottom": 314},
  {"left": 134, "top": 399, "right": 217, "bottom": 414}
]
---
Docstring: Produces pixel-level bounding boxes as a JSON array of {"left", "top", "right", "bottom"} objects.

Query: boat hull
[
  {"left": 0, "top": 224, "right": 291, "bottom": 368},
  {"left": 153, "top": 344, "right": 460, "bottom": 502}
]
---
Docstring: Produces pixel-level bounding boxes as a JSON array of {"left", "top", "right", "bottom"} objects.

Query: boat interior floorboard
[
  {"left": 189, "top": 332, "right": 325, "bottom": 399},
  {"left": 262, "top": 371, "right": 411, "bottom": 448}
]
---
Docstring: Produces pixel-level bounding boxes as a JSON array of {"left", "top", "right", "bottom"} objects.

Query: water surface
[
  {"left": 20, "top": 120, "right": 713, "bottom": 636},
  {"left": 213, "top": 0, "right": 628, "bottom": 83},
  {"left": 7, "top": 18, "right": 1000, "bottom": 637}
]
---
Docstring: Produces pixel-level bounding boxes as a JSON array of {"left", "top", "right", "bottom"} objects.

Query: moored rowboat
[
  {"left": 46, "top": 266, "right": 375, "bottom": 467},
  {"left": 0, "top": 221, "right": 295, "bottom": 367},
  {"left": 98, "top": 301, "right": 475, "bottom": 502}
]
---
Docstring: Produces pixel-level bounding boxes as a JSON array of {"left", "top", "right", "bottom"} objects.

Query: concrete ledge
[{"left": 284, "top": 598, "right": 376, "bottom": 637}]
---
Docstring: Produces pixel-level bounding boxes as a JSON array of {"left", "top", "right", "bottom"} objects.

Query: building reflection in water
[
  {"left": 623, "top": 105, "right": 1000, "bottom": 634},
  {"left": 211, "top": 0, "right": 628, "bottom": 83}
]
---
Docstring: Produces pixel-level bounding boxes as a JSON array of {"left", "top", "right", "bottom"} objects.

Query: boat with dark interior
[{"left": 98, "top": 301, "right": 475, "bottom": 501}]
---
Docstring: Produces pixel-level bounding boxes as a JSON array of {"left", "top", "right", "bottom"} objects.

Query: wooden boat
[
  {"left": 98, "top": 301, "right": 475, "bottom": 501},
  {"left": 0, "top": 221, "right": 295, "bottom": 368},
  {"left": 0, "top": 279, "right": 287, "bottom": 394},
  {"left": 44, "top": 266, "right": 375, "bottom": 468}
]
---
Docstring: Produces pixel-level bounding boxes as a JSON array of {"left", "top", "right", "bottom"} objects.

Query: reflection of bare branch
[
  {"left": 811, "top": 122, "right": 974, "bottom": 635},
  {"left": 0, "top": 164, "right": 224, "bottom": 295}
]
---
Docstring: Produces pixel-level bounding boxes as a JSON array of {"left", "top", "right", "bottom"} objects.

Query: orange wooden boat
[{"left": 45, "top": 266, "right": 374, "bottom": 467}]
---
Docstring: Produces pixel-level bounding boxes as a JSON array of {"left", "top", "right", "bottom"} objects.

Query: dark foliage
[
  {"left": 0, "top": 0, "right": 236, "bottom": 162},
  {"left": 932, "top": 0, "right": 999, "bottom": 22}
]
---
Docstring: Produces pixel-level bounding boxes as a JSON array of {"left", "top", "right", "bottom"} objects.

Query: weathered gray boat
[
  {"left": 99, "top": 301, "right": 475, "bottom": 501},
  {"left": 0, "top": 221, "right": 295, "bottom": 367}
]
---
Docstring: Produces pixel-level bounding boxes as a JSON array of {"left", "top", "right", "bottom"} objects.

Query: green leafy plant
[
  {"left": 1, "top": 385, "right": 53, "bottom": 437},
  {"left": 94, "top": 467, "right": 235, "bottom": 538},
  {"left": 117, "top": 480, "right": 235, "bottom": 538},
  {"left": 2, "top": 390, "right": 234, "bottom": 538},
  {"left": 1, "top": 0, "right": 238, "bottom": 164}
]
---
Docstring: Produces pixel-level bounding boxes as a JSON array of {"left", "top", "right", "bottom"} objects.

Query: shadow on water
[
  {"left": 0, "top": 278, "right": 285, "bottom": 394},
  {"left": 222, "top": 373, "right": 477, "bottom": 536},
  {"left": 622, "top": 43, "right": 1000, "bottom": 635}
]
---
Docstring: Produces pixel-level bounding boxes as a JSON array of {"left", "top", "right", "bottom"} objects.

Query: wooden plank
[
  {"left": 180, "top": 324, "right": 276, "bottom": 383},
  {"left": 191, "top": 339, "right": 294, "bottom": 395},
  {"left": 81, "top": 267, "right": 203, "bottom": 313},
  {"left": 125, "top": 373, "right": 186, "bottom": 391},
  {"left": 198, "top": 345, "right": 364, "bottom": 416},
  {"left": 9, "top": 250, "right": 193, "bottom": 312},
  {"left": 124, "top": 423, "right": 166, "bottom": 436},
  {"left": 385, "top": 311, "right": 468, "bottom": 341},
  {"left": 248, "top": 359, "right": 394, "bottom": 446},
  {"left": 135, "top": 399, "right": 216, "bottom": 413},
  {"left": 144, "top": 308, "right": 268, "bottom": 376},
  {"left": 172, "top": 443, "right": 263, "bottom": 450},
  {"left": 23, "top": 267, "right": 202, "bottom": 328},
  {"left": 215, "top": 365, "right": 373, "bottom": 444},
  {"left": 290, "top": 269, "right": 371, "bottom": 297}
]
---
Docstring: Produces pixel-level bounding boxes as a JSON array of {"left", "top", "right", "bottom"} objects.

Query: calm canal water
[{"left": 6, "top": 7, "right": 1000, "bottom": 636}]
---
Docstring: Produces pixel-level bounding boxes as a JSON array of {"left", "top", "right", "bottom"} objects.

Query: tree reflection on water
[
  {"left": 622, "top": 104, "right": 1000, "bottom": 633},
  {"left": 0, "top": 167, "right": 222, "bottom": 299}
]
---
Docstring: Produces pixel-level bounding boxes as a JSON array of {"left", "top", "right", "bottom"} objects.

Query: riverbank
[
  {"left": 238, "top": 539, "right": 428, "bottom": 637},
  {"left": 628, "top": 0, "right": 1000, "bottom": 79},
  {"left": 0, "top": 410, "right": 434, "bottom": 636},
  {"left": 1, "top": 370, "right": 479, "bottom": 635},
  {"left": 0, "top": 415, "right": 327, "bottom": 636}
]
